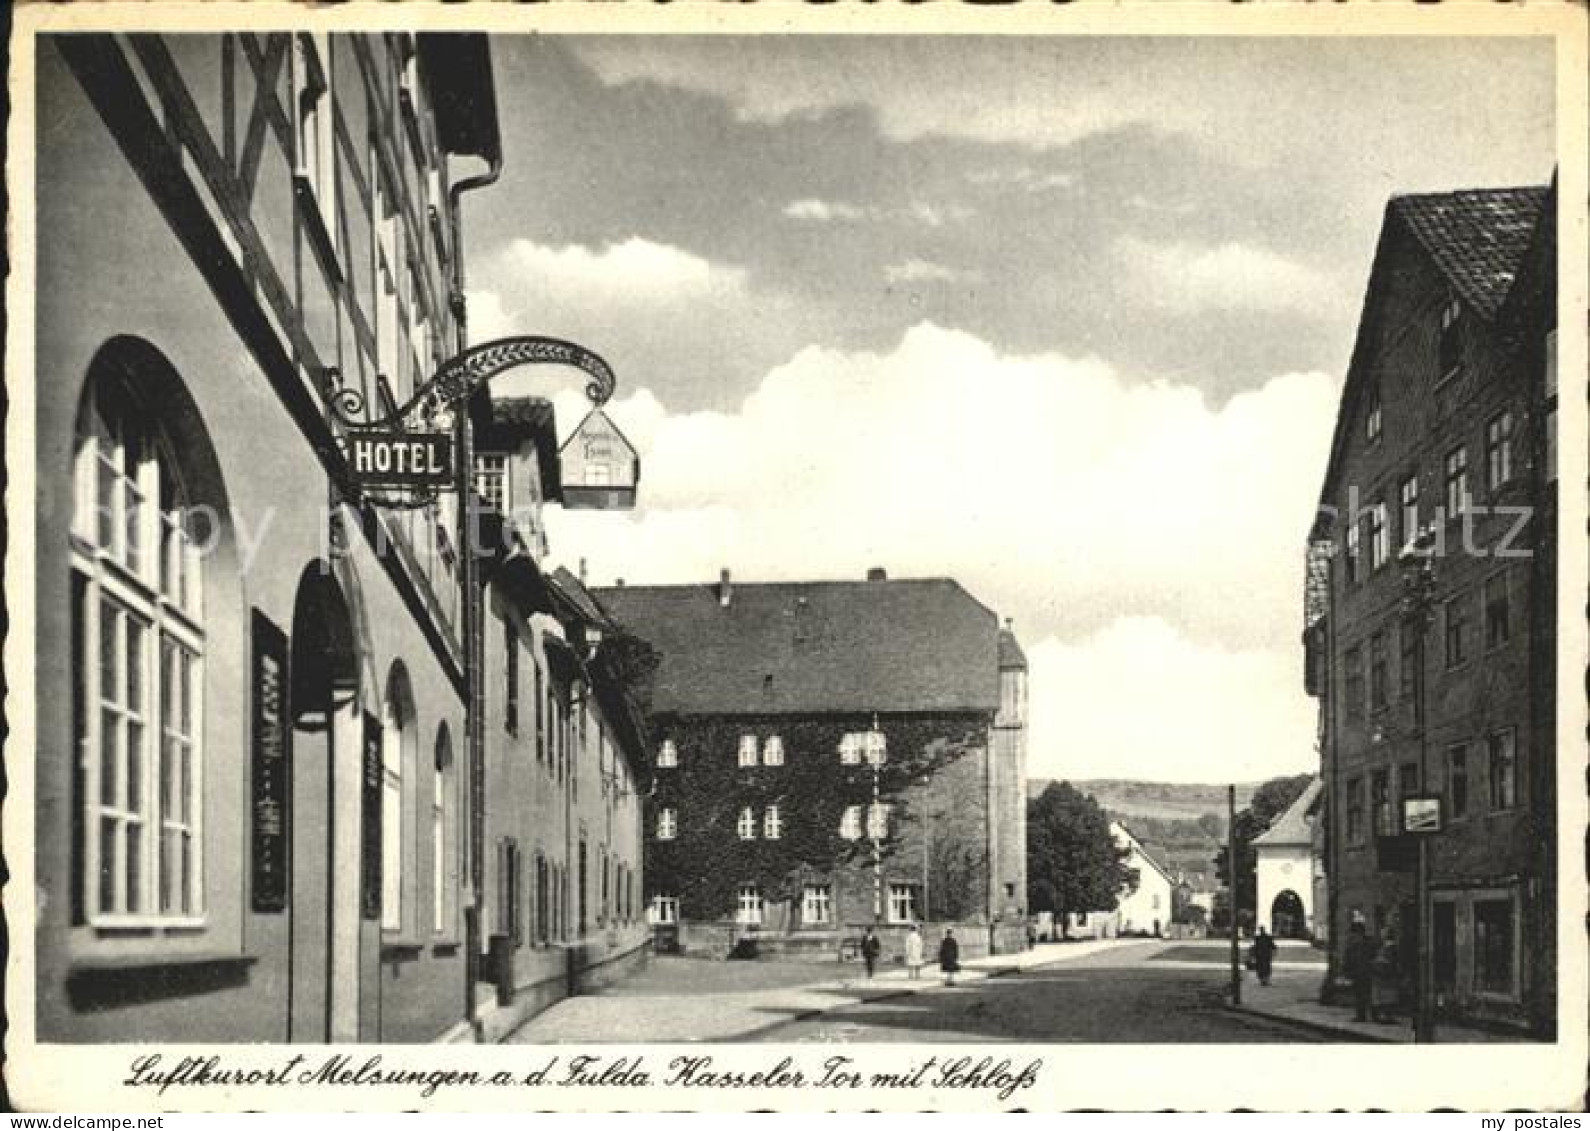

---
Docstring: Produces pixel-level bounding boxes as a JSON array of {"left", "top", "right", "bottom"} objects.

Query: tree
[
  {"left": 1026, "top": 782, "right": 1137, "bottom": 936},
  {"left": 1212, "top": 773, "right": 1313, "bottom": 923}
]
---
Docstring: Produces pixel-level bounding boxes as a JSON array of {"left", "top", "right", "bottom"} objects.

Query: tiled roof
[
  {"left": 592, "top": 577, "right": 1003, "bottom": 716},
  {"left": 1390, "top": 187, "right": 1548, "bottom": 320},
  {"left": 1252, "top": 778, "right": 1323, "bottom": 848}
]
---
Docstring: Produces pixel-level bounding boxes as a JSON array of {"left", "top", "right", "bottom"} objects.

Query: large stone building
[
  {"left": 29, "top": 31, "right": 647, "bottom": 1045},
  {"left": 595, "top": 570, "right": 1030, "bottom": 960},
  {"left": 1303, "top": 183, "right": 1556, "bottom": 1035}
]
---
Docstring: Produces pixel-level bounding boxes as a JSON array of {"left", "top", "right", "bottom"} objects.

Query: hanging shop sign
[
  {"left": 346, "top": 429, "right": 454, "bottom": 487},
  {"left": 250, "top": 611, "right": 291, "bottom": 913}
]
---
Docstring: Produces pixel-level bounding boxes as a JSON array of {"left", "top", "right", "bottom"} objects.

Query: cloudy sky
[{"left": 467, "top": 34, "right": 1555, "bottom": 785}]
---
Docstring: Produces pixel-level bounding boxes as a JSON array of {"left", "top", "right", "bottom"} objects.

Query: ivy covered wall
[{"left": 646, "top": 711, "right": 994, "bottom": 925}]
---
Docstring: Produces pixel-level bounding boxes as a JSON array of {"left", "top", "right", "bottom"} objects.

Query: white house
[
  {"left": 1067, "top": 822, "right": 1175, "bottom": 938},
  {"left": 1253, "top": 778, "right": 1324, "bottom": 939}
]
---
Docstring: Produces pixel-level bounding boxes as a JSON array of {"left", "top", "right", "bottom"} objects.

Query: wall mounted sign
[
  {"left": 250, "top": 610, "right": 291, "bottom": 913},
  {"left": 1402, "top": 794, "right": 1444, "bottom": 835},
  {"left": 361, "top": 710, "right": 383, "bottom": 921}
]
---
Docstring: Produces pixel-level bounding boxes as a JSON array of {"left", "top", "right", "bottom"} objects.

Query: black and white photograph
[{"left": 5, "top": 1, "right": 1586, "bottom": 1113}]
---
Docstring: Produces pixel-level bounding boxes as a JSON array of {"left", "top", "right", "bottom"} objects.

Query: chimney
[
  {"left": 719, "top": 568, "right": 733, "bottom": 607},
  {"left": 1004, "top": 617, "right": 1014, "bottom": 631},
  {"left": 866, "top": 567, "right": 887, "bottom": 582},
  {"left": 579, "top": 557, "right": 588, "bottom": 585},
  {"left": 615, "top": 578, "right": 625, "bottom": 588}
]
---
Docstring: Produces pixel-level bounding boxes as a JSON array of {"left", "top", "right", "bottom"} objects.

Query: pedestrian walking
[
  {"left": 1250, "top": 925, "right": 1277, "bottom": 987},
  {"left": 1345, "top": 919, "right": 1375, "bottom": 1022},
  {"left": 939, "top": 927, "right": 961, "bottom": 986},
  {"left": 861, "top": 926, "right": 881, "bottom": 979},
  {"left": 904, "top": 924, "right": 924, "bottom": 980}
]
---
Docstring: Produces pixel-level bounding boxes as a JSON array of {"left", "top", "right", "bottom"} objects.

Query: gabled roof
[
  {"left": 1309, "top": 184, "right": 1548, "bottom": 537},
  {"left": 1110, "top": 821, "right": 1175, "bottom": 885},
  {"left": 592, "top": 576, "right": 1003, "bottom": 716},
  {"left": 1391, "top": 188, "right": 1547, "bottom": 320},
  {"left": 1253, "top": 778, "right": 1323, "bottom": 848}
]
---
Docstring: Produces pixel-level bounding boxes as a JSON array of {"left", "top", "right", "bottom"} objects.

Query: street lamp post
[
  {"left": 1399, "top": 528, "right": 1438, "bottom": 1044},
  {"left": 870, "top": 716, "right": 883, "bottom": 927}
]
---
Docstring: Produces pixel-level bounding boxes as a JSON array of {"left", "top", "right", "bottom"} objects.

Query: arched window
[
  {"left": 381, "top": 664, "right": 416, "bottom": 933},
  {"left": 432, "top": 724, "right": 454, "bottom": 936},
  {"left": 72, "top": 363, "right": 210, "bottom": 923}
]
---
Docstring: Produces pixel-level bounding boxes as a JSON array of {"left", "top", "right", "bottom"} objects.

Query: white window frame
[
  {"left": 737, "top": 806, "right": 757, "bottom": 840},
  {"left": 1369, "top": 501, "right": 1389, "bottom": 571},
  {"left": 74, "top": 384, "right": 207, "bottom": 928},
  {"left": 839, "top": 805, "right": 863, "bottom": 841},
  {"left": 1445, "top": 445, "right": 1470, "bottom": 520},
  {"left": 763, "top": 735, "right": 784, "bottom": 766},
  {"left": 1365, "top": 390, "right": 1383, "bottom": 444},
  {"left": 866, "top": 802, "right": 892, "bottom": 841},
  {"left": 650, "top": 894, "right": 679, "bottom": 925},
  {"left": 865, "top": 730, "right": 888, "bottom": 765},
  {"left": 738, "top": 734, "right": 758, "bottom": 768},
  {"left": 1488, "top": 728, "right": 1518, "bottom": 811},
  {"left": 381, "top": 697, "right": 406, "bottom": 933},
  {"left": 291, "top": 32, "right": 338, "bottom": 253},
  {"left": 473, "top": 453, "right": 510, "bottom": 515},
  {"left": 1486, "top": 410, "right": 1514, "bottom": 490},
  {"left": 736, "top": 885, "right": 763, "bottom": 927},
  {"left": 887, "top": 882, "right": 918, "bottom": 925},
  {"left": 801, "top": 883, "right": 832, "bottom": 926},
  {"left": 656, "top": 806, "right": 677, "bottom": 841},
  {"left": 656, "top": 739, "right": 678, "bottom": 769},
  {"left": 1399, "top": 474, "right": 1420, "bottom": 547},
  {"left": 839, "top": 733, "right": 861, "bottom": 765},
  {"left": 763, "top": 804, "right": 783, "bottom": 840}
]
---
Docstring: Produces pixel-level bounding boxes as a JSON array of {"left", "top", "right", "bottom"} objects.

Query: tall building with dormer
[{"left": 1304, "top": 183, "right": 1556, "bottom": 1035}]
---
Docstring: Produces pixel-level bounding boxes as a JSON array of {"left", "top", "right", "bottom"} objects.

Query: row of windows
[
  {"left": 502, "top": 617, "right": 578, "bottom": 784},
  {"left": 495, "top": 840, "right": 642, "bottom": 948},
  {"left": 648, "top": 882, "right": 921, "bottom": 927},
  {"left": 654, "top": 730, "right": 886, "bottom": 770},
  {"left": 1343, "top": 408, "right": 1516, "bottom": 585},
  {"left": 1342, "top": 728, "right": 1518, "bottom": 844},
  {"left": 655, "top": 802, "right": 891, "bottom": 842},
  {"left": 1341, "top": 570, "right": 1514, "bottom": 720}
]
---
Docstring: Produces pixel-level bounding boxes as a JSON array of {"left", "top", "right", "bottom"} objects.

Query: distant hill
[
  {"left": 1025, "top": 777, "right": 1309, "bottom": 887},
  {"left": 1027, "top": 778, "right": 1262, "bottom": 820}
]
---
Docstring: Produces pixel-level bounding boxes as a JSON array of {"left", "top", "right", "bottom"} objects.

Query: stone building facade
[
  {"left": 1304, "top": 184, "right": 1556, "bottom": 1034},
  {"left": 596, "top": 570, "right": 1030, "bottom": 962}
]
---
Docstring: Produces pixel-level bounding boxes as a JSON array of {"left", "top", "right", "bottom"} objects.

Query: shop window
[{"left": 1473, "top": 897, "right": 1517, "bottom": 996}]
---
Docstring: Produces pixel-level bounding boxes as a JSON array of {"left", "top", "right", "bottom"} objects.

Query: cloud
[
  {"left": 1025, "top": 620, "right": 1319, "bottom": 784},
  {"left": 883, "top": 259, "right": 976, "bottom": 285},
  {"left": 543, "top": 323, "right": 1337, "bottom": 782},
  {"left": 783, "top": 198, "right": 864, "bottom": 222},
  {"left": 486, "top": 236, "right": 750, "bottom": 305},
  {"left": 1115, "top": 235, "right": 1335, "bottom": 315}
]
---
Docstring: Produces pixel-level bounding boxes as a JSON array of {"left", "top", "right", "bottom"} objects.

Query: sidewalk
[
  {"left": 504, "top": 937, "right": 1135, "bottom": 1044},
  {"left": 1228, "top": 965, "right": 1536, "bottom": 1044}
]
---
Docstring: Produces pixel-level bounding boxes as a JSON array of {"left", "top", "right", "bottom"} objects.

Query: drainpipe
[{"left": 449, "top": 152, "right": 503, "bottom": 1040}]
